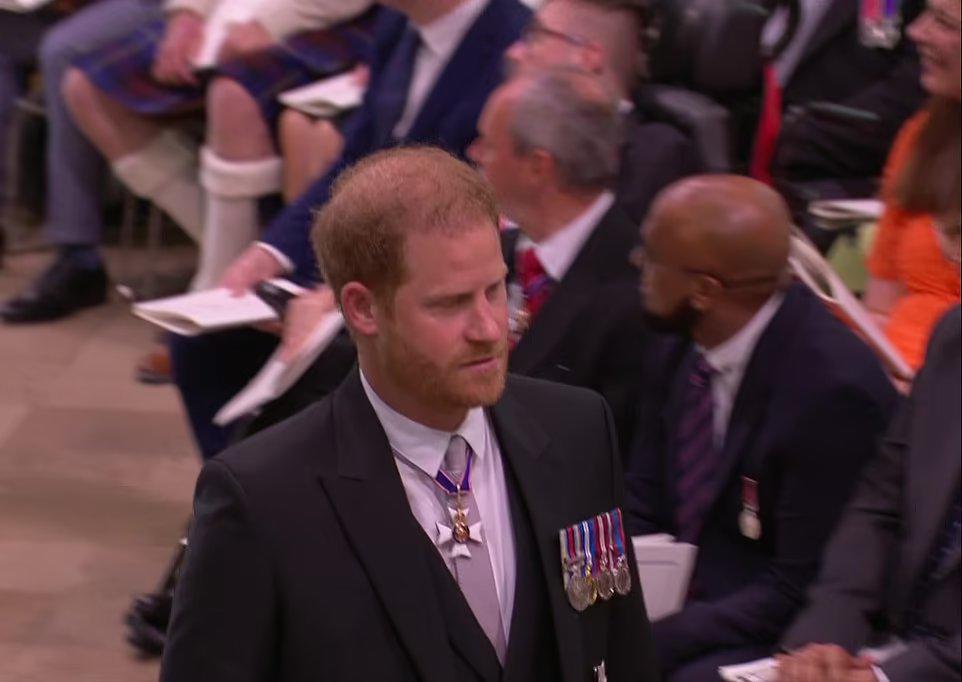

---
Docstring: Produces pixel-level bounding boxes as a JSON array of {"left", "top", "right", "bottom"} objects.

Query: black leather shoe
[{"left": 1, "top": 254, "right": 107, "bottom": 323}]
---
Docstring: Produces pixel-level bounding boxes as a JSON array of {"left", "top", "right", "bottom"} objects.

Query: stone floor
[{"left": 0, "top": 247, "right": 200, "bottom": 682}]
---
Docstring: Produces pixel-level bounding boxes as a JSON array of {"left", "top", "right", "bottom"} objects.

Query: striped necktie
[{"left": 674, "top": 354, "right": 720, "bottom": 544}]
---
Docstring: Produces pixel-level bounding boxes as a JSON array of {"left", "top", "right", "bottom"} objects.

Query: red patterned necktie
[
  {"left": 749, "top": 63, "right": 782, "bottom": 185},
  {"left": 517, "top": 247, "right": 555, "bottom": 321}
]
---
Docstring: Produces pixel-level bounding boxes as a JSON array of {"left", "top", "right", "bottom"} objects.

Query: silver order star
[{"left": 436, "top": 507, "right": 483, "bottom": 559}]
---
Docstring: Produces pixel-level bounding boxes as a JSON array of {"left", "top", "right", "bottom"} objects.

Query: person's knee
[
  {"left": 207, "top": 77, "right": 260, "bottom": 130},
  {"left": 207, "top": 76, "right": 273, "bottom": 157},
  {"left": 278, "top": 108, "right": 311, "bottom": 152}
]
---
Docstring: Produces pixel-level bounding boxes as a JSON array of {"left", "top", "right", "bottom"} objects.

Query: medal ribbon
[
  {"left": 602, "top": 513, "right": 614, "bottom": 565},
  {"left": 861, "top": 0, "right": 900, "bottom": 19},
  {"left": 612, "top": 508, "right": 627, "bottom": 560},
  {"left": 433, "top": 449, "right": 474, "bottom": 496},
  {"left": 595, "top": 516, "right": 609, "bottom": 570},
  {"left": 566, "top": 525, "right": 577, "bottom": 571},
  {"left": 582, "top": 521, "right": 594, "bottom": 578}
]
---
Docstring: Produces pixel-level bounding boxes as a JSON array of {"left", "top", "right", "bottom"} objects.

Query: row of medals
[{"left": 566, "top": 551, "right": 631, "bottom": 612}]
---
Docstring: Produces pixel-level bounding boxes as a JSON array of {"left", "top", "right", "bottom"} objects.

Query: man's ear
[
  {"left": 340, "top": 282, "right": 379, "bottom": 337},
  {"left": 690, "top": 275, "right": 722, "bottom": 312},
  {"left": 527, "top": 148, "right": 556, "bottom": 185},
  {"left": 577, "top": 42, "right": 606, "bottom": 75}
]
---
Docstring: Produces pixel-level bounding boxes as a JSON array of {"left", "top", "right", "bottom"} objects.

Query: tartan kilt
[{"left": 72, "top": 8, "right": 378, "bottom": 128}]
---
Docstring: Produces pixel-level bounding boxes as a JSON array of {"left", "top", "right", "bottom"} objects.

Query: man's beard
[
  {"left": 380, "top": 328, "right": 508, "bottom": 412},
  {"left": 641, "top": 298, "right": 700, "bottom": 336}
]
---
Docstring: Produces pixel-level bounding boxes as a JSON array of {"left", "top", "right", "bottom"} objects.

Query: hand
[
  {"left": 153, "top": 11, "right": 205, "bottom": 86},
  {"left": 278, "top": 286, "right": 337, "bottom": 363},
  {"left": 776, "top": 644, "right": 879, "bottom": 682},
  {"left": 217, "top": 20, "right": 275, "bottom": 64},
  {"left": 351, "top": 64, "right": 370, "bottom": 87},
  {"left": 219, "top": 245, "right": 285, "bottom": 295}
]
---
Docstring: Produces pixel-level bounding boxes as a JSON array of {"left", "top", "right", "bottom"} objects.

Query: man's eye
[{"left": 431, "top": 297, "right": 466, "bottom": 310}]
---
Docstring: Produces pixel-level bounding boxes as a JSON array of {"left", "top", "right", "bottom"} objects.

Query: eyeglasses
[
  {"left": 521, "top": 18, "right": 594, "bottom": 49},
  {"left": 629, "top": 246, "right": 783, "bottom": 290}
]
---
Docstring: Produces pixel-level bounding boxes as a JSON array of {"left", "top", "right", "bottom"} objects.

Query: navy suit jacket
[
  {"left": 261, "top": 0, "right": 531, "bottom": 280},
  {"left": 624, "top": 283, "right": 899, "bottom": 671}
]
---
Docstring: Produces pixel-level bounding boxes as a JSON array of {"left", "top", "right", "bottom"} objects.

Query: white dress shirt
[
  {"left": 700, "top": 292, "right": 785, "bottom": 449},
  {"left": 359, "top": 369, "right": 517, "bottom": 638},
  {"left": 392, "top": 0, "right": 488, "bottom": 139},
  {"left": 514, "top": 191, "right": 616, "bottom": 281}
]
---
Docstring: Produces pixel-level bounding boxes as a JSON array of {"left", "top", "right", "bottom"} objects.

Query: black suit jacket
[
  {"left": 505, "top": 203, "right": 650, "bottom": 453},
  {"left": 783, "top": 306, "right": 961, "bottom": 681},
  {"left": 617, "top": 111, "right": 698, "bottom": 225},
  {"left": 771, "top": 0, "right": 925, "bottom": 187},
  {"left": 625, "top": 283, "right": 899, "bottom": 671},
  {"left": 162, "top": 370, "right": 659, "bottom": 681}
]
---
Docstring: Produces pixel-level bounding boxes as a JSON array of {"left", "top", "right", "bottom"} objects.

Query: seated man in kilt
[{"left": 4, "top": 0, "right": 376, "bottom": 328}]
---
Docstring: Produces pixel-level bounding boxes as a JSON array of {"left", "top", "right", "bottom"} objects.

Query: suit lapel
[
  {"left": 509, "top": 207, "right": 632, "bottom": 375},
  {"left": 791, "top": 0, "right": 857, "bottom": 80},
  {"left": 488, "top": 387, "right": 586, "bottom": 682},
  {"left": 706, "top": 356, "right": 773, "bottom": 510},
  {"left": 499, "top": 450, "right": 559, "bottom": 681},
  {"left": 317, "top": 371, "right": 461, "bottom": 682}
]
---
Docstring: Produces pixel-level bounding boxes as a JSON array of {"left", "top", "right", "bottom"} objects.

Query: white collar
[
  {"left": 359, "top": 368, "right": 489, "bottom": 480},
  {"left": 414, "top": 0, "right": 488, "bottom": 59},
  {"left": 516, "top": 191, "right": 615, "bottom": 281},
  {"left": 702, "top": 291, "right": 785, "bottom": 376}
]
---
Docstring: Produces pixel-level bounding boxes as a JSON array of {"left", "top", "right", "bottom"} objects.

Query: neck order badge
[{"left": 434, "top": 448, "right": 482, "bottom": 558}]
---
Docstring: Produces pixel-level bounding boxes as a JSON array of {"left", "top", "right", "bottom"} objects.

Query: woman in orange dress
[{"left": 864, "top": 0, "right": 961, "bottom": 371}]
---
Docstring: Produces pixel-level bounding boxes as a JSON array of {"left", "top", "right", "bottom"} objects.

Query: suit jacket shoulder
[
  {"left": 618, "top": 113, "right": 698, "bottom": 224},
  {"left": 214, "top": 398, "right": 337, "bottom": 492},
  {"left": 501, "top": 373, "right": 612, "bottom": 432},
  {"left": 925, "top": 305, "right": 961, "bottom": 363},
  {"left": 769, "top": 285, "right": 895, "bottom": 399}
]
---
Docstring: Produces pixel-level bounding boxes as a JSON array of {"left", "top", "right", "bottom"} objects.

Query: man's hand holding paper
[
  {"left": 775, "top": 644, "right": 880, "bottom": 682},
  {"left": 278, "top": 286, "right": 337, "bottom": 363}
]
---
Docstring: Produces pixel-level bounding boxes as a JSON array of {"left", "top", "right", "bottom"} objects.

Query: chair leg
[
  {"left": 118, "top": 190, "right": 138, "bottom": 282},
  {"left": 143, "top": 204, "right": 164, "bottom": 298}
]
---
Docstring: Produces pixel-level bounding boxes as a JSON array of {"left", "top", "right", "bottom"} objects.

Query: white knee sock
[
  {"left": 192, "top": 147, "right": 283, "bottom": 291},
  {"left": 111, "top": 130, "right": 204, "bottom": 242}
]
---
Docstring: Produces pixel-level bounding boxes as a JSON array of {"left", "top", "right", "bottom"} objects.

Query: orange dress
[{"left": 867, "top": 111, "right": 961, "bottom": 370}]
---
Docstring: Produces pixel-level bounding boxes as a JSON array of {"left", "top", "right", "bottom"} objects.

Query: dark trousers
[{"left": 169, "top": 327, "right": 357, "bottom": 460}]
